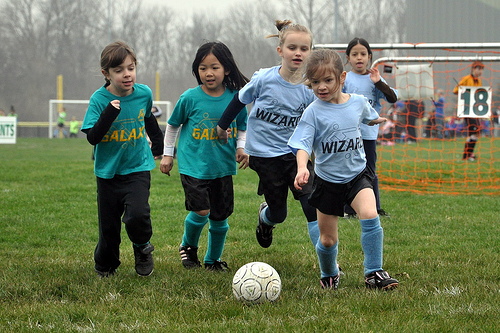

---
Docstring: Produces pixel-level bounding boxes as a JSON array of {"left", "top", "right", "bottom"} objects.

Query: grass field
[{"left": 1, "top": 138, "right": 499, "bottom": 332}]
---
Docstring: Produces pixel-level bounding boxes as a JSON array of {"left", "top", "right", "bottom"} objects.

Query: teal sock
[
  {"left": 307, "top": 220, "right": 319, "bottom": 246},
  {"left": 181, "top": 211, "right": 209, "bottom": 247},
  {"left": 316, "top": 241, "right": 339, "bottom": 278},
  {"left": 360, "top": 216, "right": 383, "bottom": 275},
  {"left": 204, "top": 219, "right": 229, "bottom": 265}
]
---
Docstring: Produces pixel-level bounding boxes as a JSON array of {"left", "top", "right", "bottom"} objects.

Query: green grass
[
  {"left": 377, "top": 137, "right": 500, "bottom": 195},
  {"left": 0, "top": 138, "right": 499, "bottom": 332}
]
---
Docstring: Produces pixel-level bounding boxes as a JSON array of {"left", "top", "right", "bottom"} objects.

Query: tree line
[{"left": 0, "top": 0, "right": 406, "bottom": 121}]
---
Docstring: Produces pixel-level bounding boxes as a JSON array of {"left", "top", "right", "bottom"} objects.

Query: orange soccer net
[{"left": 374, "top": 46, "right": 500, "bottom": 196}]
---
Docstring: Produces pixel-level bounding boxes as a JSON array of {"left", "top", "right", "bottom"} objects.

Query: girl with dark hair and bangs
[
  {"left": 343, "top": 37, "right": 398, "bottom": 219},
  {"left": 160, "top": 41, "right": 249, "bottom": 272}
]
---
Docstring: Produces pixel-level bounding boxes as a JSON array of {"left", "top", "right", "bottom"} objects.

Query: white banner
[
  {"left": 0, "top": 116, "right": 17, "bottom": 144},
  {"left": 457, "top": 86, "right": 492, "bottom": 118},
  {"left": 395, "top": 64, "right": 434, "bottom": 100}
]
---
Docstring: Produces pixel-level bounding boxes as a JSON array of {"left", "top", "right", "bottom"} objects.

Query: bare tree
[{"left": 0, "top": 0, "right": 408, "bottom": 123}]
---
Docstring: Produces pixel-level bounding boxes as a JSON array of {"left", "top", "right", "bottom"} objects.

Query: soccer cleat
[
  {"left": 343, "top": 213, "right": 357, "bottom": 219},
  {"left": 365, "top": 270, "right": 399, "bottom": 290},
  {"left": 134, "top": 242, "right": 155, "bottom": 276},
  {"left": 377, "top": 209, "right": 390, "bottom": 217},
  {"left": 204, "top": 260, "right": 229, "bottom": 272},
  {"left": 256, "top": 202, "right": 274, "bottom": 248},
  {"left": 95, "top": 268, "right": 116, "bottom": 278},
  {"left": 320, "top": 272, "right": 341, "bottom": 290},
  {"left": 179, "top": 245, "right": 201, "bottom": 269}
]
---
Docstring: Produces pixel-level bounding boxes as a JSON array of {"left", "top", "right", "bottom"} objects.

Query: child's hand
[
  {"left": 368, "top": 68, "right": 381, "bottom": 84},
  {"left": 294, "top": 168, "right": 310, "bottom": 190},
  {"left": 160, "top": 155, "right": 174, "bottom": 176},
  {"left": 217, "top": 125, "right": 229, "bottom": 143},
  {"left": 236, "top": 148, "right": 249, "bottom": 169},
  {"left": 110, "top": 100, "right": 120, "bottom": 110},
  {"left": 368, "top": 117, "right": 387, "bottom": 126}
]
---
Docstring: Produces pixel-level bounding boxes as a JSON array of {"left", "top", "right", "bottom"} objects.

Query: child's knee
[
  {"left": 358, "top": 208, "right": 378, "bottom": 220},
  {"left": 320, "top": 235, "right": 338, "bottom": 248}
]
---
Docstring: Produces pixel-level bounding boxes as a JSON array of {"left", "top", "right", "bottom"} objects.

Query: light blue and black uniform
[
  {"left": 342, "top": 72, "right": 397, "bottom": 214},
  {"left": 288, "top": 93, "right": 386, "bottom": 278},
  {"left": 218, "top": 65, "right": 319, "bottom": 245}
]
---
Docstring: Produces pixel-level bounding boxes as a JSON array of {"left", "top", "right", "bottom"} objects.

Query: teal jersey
[
  {"left": 168, "top": 86, "right": 247, "bottom": 180},
  {"left": 81, "top": 84, "right": 155, "bottom": 179}
]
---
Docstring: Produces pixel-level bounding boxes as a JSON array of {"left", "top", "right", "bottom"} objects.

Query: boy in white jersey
[{"left": 288, "top": 49, "right": 399, "bottom": 290}]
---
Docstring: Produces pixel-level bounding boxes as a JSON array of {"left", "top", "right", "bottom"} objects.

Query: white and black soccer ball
[{"left": 232, "top": 262, "right": 281, "bottom": 304}]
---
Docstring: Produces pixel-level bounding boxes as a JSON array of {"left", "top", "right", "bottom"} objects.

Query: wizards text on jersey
[{"left": 254, "top": 103, "right": 307, "bottom": 131}]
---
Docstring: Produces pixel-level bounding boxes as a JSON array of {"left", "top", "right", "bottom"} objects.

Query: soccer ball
[{"left": 232, "top": 262, "right": 281, "bottom": 304}]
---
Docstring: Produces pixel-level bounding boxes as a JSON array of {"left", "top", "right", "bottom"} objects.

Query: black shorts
[
  {"left": 180, "top": 174, "right": 234, "bottom": 221},
  {"left": 249, "top": 153, "right": 314, "bottom": 208},
  {"left": 308, "top": 167, "right": 374, "bottom": 217}
]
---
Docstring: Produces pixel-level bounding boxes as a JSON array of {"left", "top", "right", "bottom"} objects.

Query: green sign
[{"left": 0, "top": 116, "right": 17, "bottom": 144}]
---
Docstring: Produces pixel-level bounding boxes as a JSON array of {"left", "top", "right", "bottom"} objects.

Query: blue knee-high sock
[
  {"left": 316, "top": 241, "right": 339, "bottom": 278},
  {"left": 182, "top": 211, "right": 209, "bottom": 248},
  {"left": 360, "top": 216, "right": 383, "bottom": 276},
  {"left": 204, "top": 219, "right": 229, "bottom": 264},
  {"left": 307, "top": 221, "right": 320, "bottom": 246}
]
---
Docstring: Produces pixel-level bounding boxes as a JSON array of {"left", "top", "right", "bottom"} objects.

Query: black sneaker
[
  {"left": 133, "top": 243, "right": 154, "bottom": 276},
  {"left": 95, "top": 268, "right": 116, "bottom": 278},
  {"left": 320, "top": 272, "right": 341, "bottom": 290},
  {"left": 179, "top": 245, "right": 201, "bottom": 269},
  {"left": 365, "top": 270, "right": 399, "bottom": 290},
  {"left": 204, "top": 260, "right": 229, "bottom": 272},
  {"left": 377, "top": 209, "right": 390, "bottom": 217},
  {"left": 256, "top": 202, "right": 274, "bottom": 248}
]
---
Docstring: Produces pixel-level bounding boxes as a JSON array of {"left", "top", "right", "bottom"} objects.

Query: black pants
[{"left": 94, "top": 171, "right": 152, "bottom": 271}]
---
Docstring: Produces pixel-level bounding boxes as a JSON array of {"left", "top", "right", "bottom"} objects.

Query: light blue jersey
[
  {"left": 239, "top": 66, "right": 316, "bottom": 157},
  {"left": 288, "top": 94, "right": 379, "bottom": 183},
  {"left": 342, "top": 72, "right": 397, "bottom": 140},
  {"left": 169, "top": 86, "right": 247, "bottom": 180},
  {"left": 81, "top": 84, "right": 155, "bottom": 179}
]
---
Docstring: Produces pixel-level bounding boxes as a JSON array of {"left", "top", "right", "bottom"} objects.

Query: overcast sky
[{"left": 143, "top": 0, "right": 234, "bottom": 14}]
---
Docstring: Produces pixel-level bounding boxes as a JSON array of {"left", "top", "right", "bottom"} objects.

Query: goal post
[
  {"left": 48, "top": 99, "right": 172, "bottom": 138},
  {"left": 312, "top": 42, "right": 500, "bottom": 196}
]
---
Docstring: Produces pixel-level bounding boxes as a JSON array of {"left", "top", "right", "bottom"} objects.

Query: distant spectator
[
  {"left": 8, "top": 105, "right": 17, "bottom": 121},
  {"left": 406, "top": 100, "right": 425, "bottom": 143},
  {"left": 453, "top": 61, "right": 484, "bottom": 161},
  {"left": 0, "top": 109, "right": 5, "bottom": 116},
  {"left": 151, "top": 105, "right": 163, "bottom": 119},
  {"left": 394, "top": 101, "right": 406, "bottom": 142},
  {"left": 56, "top": 107, "right": 68, "bottom": 138},
  {"left": 432, "top": 89, "right": 445, "bottom": 139},
  {"left": 69, "top": 116, "right": 79, "bottom": 138},
  {"left": 480, "top": 119, "right": 491, "bottom": 137},
  {"left": 493, "top": 108, "right": 500, "bottom": 137}
]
